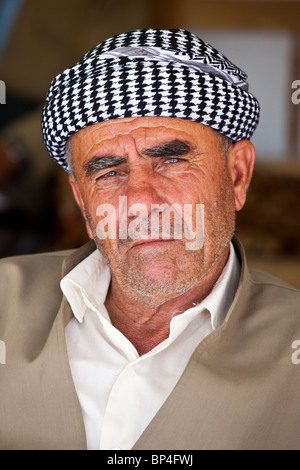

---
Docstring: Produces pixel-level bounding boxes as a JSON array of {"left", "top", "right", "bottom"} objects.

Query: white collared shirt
[{"left": 62, "top": 243, "right": 240, "bottom": 450}]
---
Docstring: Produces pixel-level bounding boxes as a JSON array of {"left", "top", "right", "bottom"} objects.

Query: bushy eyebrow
[
  {"left": 83, "top": 139, "right": 194, "bottom": 179},
  {"left": 143, "top": 139, "right": 194, "bottom": 157},
  {"left": 83, "top": 156, "right": 126, "bottom": 179}
]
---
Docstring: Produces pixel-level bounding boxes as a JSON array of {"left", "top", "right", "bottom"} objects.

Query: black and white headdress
[{"left": 41, "top": 28, "right": 260, "bottom": 171}]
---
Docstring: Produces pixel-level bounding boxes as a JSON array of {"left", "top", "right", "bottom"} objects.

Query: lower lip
[{"left": 131, "top": 240, "right": 177, "bottom": 250}]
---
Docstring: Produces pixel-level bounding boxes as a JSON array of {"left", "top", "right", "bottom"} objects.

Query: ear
[
  {"left": 226, "top": 140, "right": 255, "bottom": 212},
  {"left": 68, "top": 175, "right": 94, "bottom": 239}
]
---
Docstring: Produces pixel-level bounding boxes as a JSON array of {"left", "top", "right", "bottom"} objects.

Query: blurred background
[{"left": 0, "top": 0, "right": 299, "bottom": 287}]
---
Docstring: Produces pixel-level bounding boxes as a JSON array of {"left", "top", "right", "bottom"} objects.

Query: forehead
[{"left": 69, "top": 116, "right": 218, "bottom": 156}]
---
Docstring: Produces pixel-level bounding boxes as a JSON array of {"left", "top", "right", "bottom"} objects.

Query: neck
[{"left": 104, "top": 245, "right": 230, "bottom": 355}]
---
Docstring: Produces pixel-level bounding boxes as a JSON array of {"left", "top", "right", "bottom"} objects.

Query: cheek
[
  {"left": 170, "top": 174, "right": 213, "bottom": 207},
  {"left": 181, "top": 167, "right": 235, "bottom": 230},
  {"left": 159, "top": 170, "right": 205, "bottom": 203},
  {"left": 80, "top": 184, "right": 115, "bottom": 221},
  {"left": 84, "top": 191, "right": 128, "bottom": 251}
]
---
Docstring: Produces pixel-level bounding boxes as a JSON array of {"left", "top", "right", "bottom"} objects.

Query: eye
[
  {"left": 164, "top": 157, "right": 186, "bottom": 165},
  {"left": 97, "top": 170, "right": 118, "bottom": 180},
  {"left": 95, "top": 169, "right": 123, "bottom": 187},
  {"left": 155, "top": 156, "right": 189, "bottom": 175}
]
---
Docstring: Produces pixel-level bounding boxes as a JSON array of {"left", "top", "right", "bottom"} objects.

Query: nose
[{"left": 123, "top": 164, "right": 167, "bottom": 220}]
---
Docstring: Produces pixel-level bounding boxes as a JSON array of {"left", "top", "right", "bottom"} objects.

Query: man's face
[{"left": 69, "top": 117, "right": 238, "bottom": 306}]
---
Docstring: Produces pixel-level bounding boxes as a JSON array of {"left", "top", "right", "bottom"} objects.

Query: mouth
[{"left": 130, "top": 238, "right": 178, "bottom": 250}]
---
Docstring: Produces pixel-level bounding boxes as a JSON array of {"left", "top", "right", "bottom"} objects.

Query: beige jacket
[{"left": 0, "top": 238, "right": 300, "bottom": 450}]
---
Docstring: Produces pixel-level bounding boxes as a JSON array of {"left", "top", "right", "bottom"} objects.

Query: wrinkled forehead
[{"left": 69, "top": 116, "right": 217, "bottom": 158}]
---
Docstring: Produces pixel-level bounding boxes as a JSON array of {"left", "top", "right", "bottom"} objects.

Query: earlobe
[{"left": 227, "top": 140, "right": 255, "bottom": 212}]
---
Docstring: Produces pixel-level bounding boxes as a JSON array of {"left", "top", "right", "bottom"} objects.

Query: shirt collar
[
  {"left": 164, "top": 242, "right": 240, "bottom": 335},
  {"left": 61, "top": 249, "right": 111, "bottom": 323},
  {"left": 201, "top": 242, "right": 240, "bottom": 329},
  {"left": 61, "top": 242, "right": 240, "bottom": 329}
]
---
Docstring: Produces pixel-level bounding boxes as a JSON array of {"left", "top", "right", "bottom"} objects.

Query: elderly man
[{"left": 0, "top": 29, "right": 300, "bottom": 451}]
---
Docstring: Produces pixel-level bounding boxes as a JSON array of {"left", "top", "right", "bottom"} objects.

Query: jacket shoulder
[
  {"left": 0, "top": 249, "right": 74, "bottom": 295},
  {"left": 231, "top": 266, "right": 300, "bottom": 351},
  {"left": 0, "top": 248, "right": 74, "bottom": 271},
  {"left": 0, "top": 249, "right": 75, "bottom": 342},
  {"left": 245, "top": 267, "right": 300, "bottom": 320},
  {"left": 249, "top": 266, "right": 300, "bottom": 294}
]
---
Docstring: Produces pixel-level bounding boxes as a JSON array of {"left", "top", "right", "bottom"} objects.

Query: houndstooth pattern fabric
[{"left": 41, "top": 29, "right": 260, "bottom": 171}]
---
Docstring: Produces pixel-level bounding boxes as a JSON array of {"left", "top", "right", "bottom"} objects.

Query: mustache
[
  {"left": 85, "top": 201, "right": 205, "bottom": 250},
  {"left": 120, "top": 206, "right": 190, "bottom": 241}
]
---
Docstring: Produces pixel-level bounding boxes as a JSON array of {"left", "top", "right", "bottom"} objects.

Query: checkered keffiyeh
[{"left": 41, "top": 28, "right": 260, "bottom": 171}]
